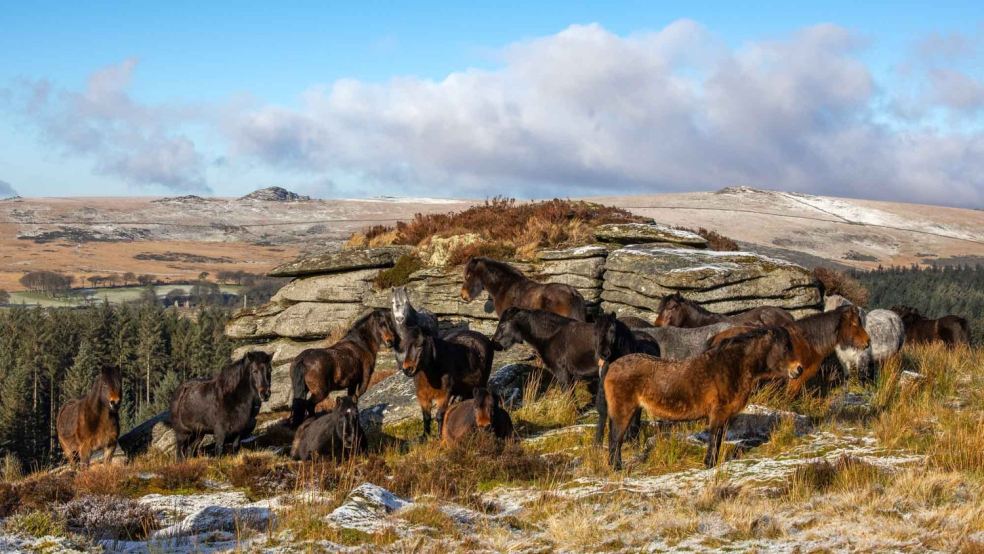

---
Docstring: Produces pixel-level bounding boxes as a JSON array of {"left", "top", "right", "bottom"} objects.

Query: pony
[
  {"left": 402, "top": 327, "right": 493, "bottom": 438},
  {"left": 461, "top": 257, "right": 587, "bottom": 321},
  {"left": 710, "top": 305, "right": 870, "bottom": 394},
  {"left": 441, "top": 388, "right": 515, "bottom": 446},
  {"left": 288, "top": 309, "right": 396, "bottom": 427},
  {"left": 56, "top": 366, "right": 122, "bottom": 468},
  {"left": 635, "top": 321, "right": 735, "bottom": 360},
  {"left": 290, "top": 396, "right": 367, "bottom": 461},
  {"left": 653, "top": 292, "right": 793, "bottom": 328},
  {"left": 390, "top": 286, "right": 440, "bottom": 368},
  {"left": 603, "top": 326, "right": 808, "bottom": 469},
  {"left": 169, "top": 351, "right": 272, "bottom": 459},
  {"left": 824, "top": 295, "right": 905, "bottom": 380},
  {"left": 891, "top": 306, "right": 971, "bottom": 347}
]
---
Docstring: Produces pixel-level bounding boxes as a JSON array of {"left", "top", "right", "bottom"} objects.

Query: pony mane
[
  {"left": 218, "top": 356, "right": 249, "bottom": 397},
  {"left": 345, "top": 309, "right": 389, "bottom": 341},
  {"left": 472, "top": 257, "right": 525, "bottom": 287},
  {"left": 710, "top": 326, "right": 784, "bottom": 353},
  {"left": 794, "top": 306, "right": 848, "bottom": 343}
]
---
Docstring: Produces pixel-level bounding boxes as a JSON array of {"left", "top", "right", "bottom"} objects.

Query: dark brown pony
[
  {"left": 288, "top": 309, "right": 396, "bottom": 427},
  {"left": 170, "top": 351, "right": 272, "bottom": 459},
  {"left": 402, "top": 327, "right": 493, "bottom": 438},
  {"left": 604, "top": 326, "right": 809, "bottom": 469},
  {"left": 653, "top": 292, "right": 793, "bottom": 328},
  {"left": 441, "top": 388, "right": 515, "bottom": 446},
  {"left": 891, "top": 306, "right": 970, "bottom": 347},
  {"left": 290, "top": 396, "right": 367, "bottom": 461},
  {"left": 461, "top": 257, "right": 587, "bottom": 321},
  {"left": 56, "top": 367, "right": 122, "bottom": 467},
  {"left": 710, "top": 305, "right": 870, "bottom": 395}
]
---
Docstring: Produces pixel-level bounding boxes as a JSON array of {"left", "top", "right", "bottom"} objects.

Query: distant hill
[{"left": 239, "top": 186, "right": 311, "bottom": 202}]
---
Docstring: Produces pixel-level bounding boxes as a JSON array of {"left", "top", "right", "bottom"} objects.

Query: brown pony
[
  {"left": 56, "top": 367, "right": 122, "bottom": 467},
  {"left": 710, "top": 305, "right": 870, "bottom": 395},
  {"left": 288, "top": 309, "right": 396, "bottom": 427},
  {"left": 461, "top": 257, "right": 587, "bottom": 321},
  {"left": 441, "top": 388, "right": 515, "bottom": 446},
  {"left": 403, "top": 327, "right": 493, "bottom": 439},
  {"left": 603, "top": 326, "right": 809, "bottom": 469},
  {"left": 653, "top": 292, "right": 793, "bottom": 328},
  {"left": 891, "top": 306, "right": 971, "bottom": 347}
]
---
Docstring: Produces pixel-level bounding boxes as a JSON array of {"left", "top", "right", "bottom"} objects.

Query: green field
[{"left": 5, "top": 284, "right": 244, "bottom": 307}]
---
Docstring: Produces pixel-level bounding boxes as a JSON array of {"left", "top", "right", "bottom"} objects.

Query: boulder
[
  {"left": 269, "top": 245, "right": 411, "bottom": 278},
  {"left": 594, "top": 223, "right": 707, "bottom": 247},
  {"left": 227, "top": 302, "right": 363, "bottom": 340},
  {"left": 488, "top": 363, "right": 539, "bottom": 408},
  {"left": 328, "top": 483, "right": 412, "bottom": 533},
  {"left": 271, "top": 269, "right": 378, "bottom": 303},
  {"left": 358, "top": 372, "right": 420, "bottom": 429},
  {"left": 690, "top": 404, "right": 813, "bottom": 448},
  {"left": 600, "top": 245, "right": 820, "bottom": 318}
]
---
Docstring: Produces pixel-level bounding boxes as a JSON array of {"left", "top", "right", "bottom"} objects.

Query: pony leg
[
  {"left": 80, "top": 446, "right": 92, "bottom": 469},
  {"left": 103, "top": 442, "right": 117, "bottom": 467},
  {"left": 608, "top": 417, "right": 626, "bottom": 470},
  {"left": 213, "top": 428, "right": 226, "bottom": 457},
  {"left": 594, "top": 376, "right": 608, "bottom": 446},
  {"left": 704, "top": 421, "right": 727, "bottom": 468},
  {"left": 419, "top": 402, "right": 433, "bottom": 439}
]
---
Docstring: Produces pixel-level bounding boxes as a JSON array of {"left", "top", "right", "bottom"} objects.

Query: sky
[{"left": 1, "top": 1, "right": 983, "bottom": 207}]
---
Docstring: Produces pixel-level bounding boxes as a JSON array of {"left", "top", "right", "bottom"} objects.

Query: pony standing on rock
[
  {"left": 56, "top": 366, "right": 122, "bottom": 468},
  {"left": 169, "top": 351, "right": 272, "bottom": 459},
  {"left": 461, "top": 257, "right": 587, "bottom": 321}
]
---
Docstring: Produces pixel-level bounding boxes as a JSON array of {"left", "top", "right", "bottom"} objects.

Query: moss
[{"left": 373, "top": 254, "right": 425, "bottom": 289}]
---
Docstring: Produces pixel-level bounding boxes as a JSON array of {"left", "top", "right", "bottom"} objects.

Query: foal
[
  {"left": 461, "top": 257, "right": 587, "bottom": 321},
  {"left": 56, "top": 367, "right": 122, "bottom": 468},
  {"left": 402, "top": 327, "right": 493, "bottom": 438},
  {"left": 289, "top": 309, "right": 396, "bottom": 427},
  {"left": 653, "top": 292, "right": 793, "bottom": 328},
  {"left": 604, "top": 326, "right": 808, "bottom": 469},
  {"left": 170, "top": 351, "right": 272, "bottom": 459},
  {"left": 441, "top": 388, "right": 515, "bottom": 446}
]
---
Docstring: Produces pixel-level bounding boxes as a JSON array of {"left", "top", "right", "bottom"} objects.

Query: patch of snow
[{"left": 0, "top": 534, "right": 89, "bottom": 553}]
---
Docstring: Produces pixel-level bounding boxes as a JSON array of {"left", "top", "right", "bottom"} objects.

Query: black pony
[{"left": 169, "top": 351, "right": 272, "bottom": 459}]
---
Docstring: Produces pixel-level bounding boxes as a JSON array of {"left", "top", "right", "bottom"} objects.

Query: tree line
[
  {"left": 0, "top": 303, "right": 233, "bottom": 471},
  {"left": 852, "top": 264, "right": 984, "bottom": 344}
]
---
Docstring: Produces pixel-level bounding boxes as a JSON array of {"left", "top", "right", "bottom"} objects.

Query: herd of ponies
[{"left": 57, "top": 256, "right": 973, "bottom": 472}]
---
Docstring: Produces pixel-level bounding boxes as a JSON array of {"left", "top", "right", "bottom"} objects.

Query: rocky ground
[{"left": 1, "top": 343, "right": 981, "bottom": 553}]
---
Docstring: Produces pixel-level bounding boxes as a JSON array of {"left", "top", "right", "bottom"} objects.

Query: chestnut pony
[
  {"left": 56, "top": 366, "right": 122, "bottom": 467},
  {"left": 710, "top": 305, "right": 870, "bottom": 395},
  {"left": 461, "top": 257, "right": 586, "bottom": 321},
  {"left": 288, "top": 309, "right": 396, "bottom": 427},
  {"left": 653, "top": 292, "right": 793, "bottom": 328},
  {"left": 603, "top": 326, "right": 809, "bottom": 469}
]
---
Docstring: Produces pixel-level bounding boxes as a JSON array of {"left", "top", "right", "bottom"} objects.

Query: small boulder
[{"left": 328, "top": 483, "right": 411, "bottom": 533}]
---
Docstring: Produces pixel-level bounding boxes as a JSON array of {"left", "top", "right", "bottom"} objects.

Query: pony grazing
[
  {"left": 710, "top": 305, "right": 870, "bottom": 394},
  {"left": 603, "top": 326, "right": 809, "bottom": 469},
  {"left": 402, "top": 327, "right": 493, "bottom": 438},
  {"left": 56, "top": 367, "right": 122, "bottom": 468},
  {"left": 653, "top": 292, "right": 793, "bottom": 328},
  {"left": 441, "top": 388, "right": 515, "bottom": 446},
  {"left": 824, "top": 295, "right": 904, "bottom": 380},
  {"left": 461, "top": 257, "right": 587, "bottom": 321},
  {"left": 290, "top": 396, "right": 367, "bottom": 461},
  {"left": 169, "top": 351, "right": 272, "bottom": 459},
  {"left": 288, "top": 309, "right": 396, "bottom": 427},
  {"left": 891, "top": 306, "right": 970, "bottom": 347}
]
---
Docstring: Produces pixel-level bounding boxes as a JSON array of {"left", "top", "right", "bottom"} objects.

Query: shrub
[
  {"left": 373, "top": 255, "right": 425, "bottom": 289},
  {"left": 59, "top": 495, "right": 157, "bottom": 540},
  {"left": 675, "top": 226, "right": 739, "bottom": 251},
  {"left": 814, "top": 266, "right": 869, "bottom": 306}
]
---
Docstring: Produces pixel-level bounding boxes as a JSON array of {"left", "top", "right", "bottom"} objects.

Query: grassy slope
[{"left": 1, "top": 344, "right": 982, "bottom": 551}]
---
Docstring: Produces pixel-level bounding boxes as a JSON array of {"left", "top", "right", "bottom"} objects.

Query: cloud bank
[
  {"left": 0, "top": 179, "right": 18, "bottom": 198},
  {"left": 8, "top": 22, "right": 984, "bottom": 206}
]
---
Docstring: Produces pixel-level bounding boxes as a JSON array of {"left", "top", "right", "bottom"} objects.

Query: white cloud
[
  {"left": 226, "top": 22, "right": 984, "bottom": 206},
  {"left": 9, "top": 59, "right": 210, "bottom": 193}
]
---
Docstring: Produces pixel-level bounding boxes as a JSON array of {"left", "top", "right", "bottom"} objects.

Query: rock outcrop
[
  {"left": 594, "top": 222, "right": 707, "bottom": 248},
  {"left": 600, "top": 245, "right": 820, "bottom": 320},
  {"left": 239, "top": 186, "right": 311, "bottom": 202}
]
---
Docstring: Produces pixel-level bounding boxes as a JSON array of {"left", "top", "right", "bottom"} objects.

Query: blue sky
[{"left": 1, "top": 1, "right": 982, "bottom": 205}]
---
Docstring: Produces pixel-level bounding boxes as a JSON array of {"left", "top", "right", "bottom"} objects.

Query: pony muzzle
[
  {"left": 401, "top": 359, "right": 417, "bottom": 376},
  {"left": 459, "top": 288, "right": 471, "bottom": 301},
  {"left": 788, "top": 364, "right": 804, "bottom": 380}
]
